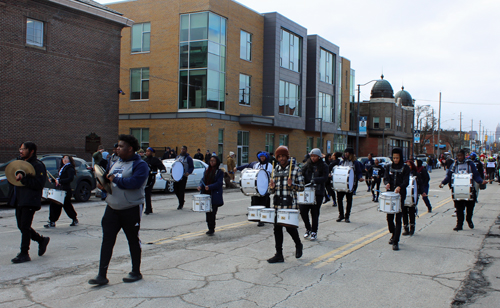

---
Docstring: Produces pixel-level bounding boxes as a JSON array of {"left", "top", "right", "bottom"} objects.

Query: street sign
[
  {"left": 359, "top": 117, "right": 367, "bottom": 135},
  {"left": 414, "top": 130, "right": 421, "bottom": 144}
]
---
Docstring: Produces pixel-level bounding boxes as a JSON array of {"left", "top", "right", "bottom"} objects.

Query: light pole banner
[
  {"left": 414, "top": 130, "right": 421, "bottom": 144},
  {"left": 359, "top": 116, "right": 367, "bottom": 135}
]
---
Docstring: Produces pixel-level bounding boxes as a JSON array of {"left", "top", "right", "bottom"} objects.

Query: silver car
[{"left": 152, "top": 159, "right": 208, "bottom": 193}]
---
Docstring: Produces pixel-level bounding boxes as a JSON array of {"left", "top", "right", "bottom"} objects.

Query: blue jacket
[
  {"left": 340, "top": 160, "right": 364, "bottom": 181},
  {"left": 176, "top": 154, "right": 194, "bottom": 175},
  {"left": 199, "top": 169, "right": 224, "bottom": 206},
  {"left": 441, "top": 160, "right": 483, "bottom": 186},
  {"left": 236, "top": 161, "right": 258, "bottom": 171}
]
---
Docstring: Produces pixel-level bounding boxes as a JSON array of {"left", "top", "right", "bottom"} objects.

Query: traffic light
[{"left": 485, "top": 135, "right": 488, "bottom": 142}]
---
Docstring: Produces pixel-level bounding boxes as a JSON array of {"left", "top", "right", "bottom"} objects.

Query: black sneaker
[
  {"left": 257, "top": 222, "right": 265, "bottom": 227},
  {"left": 44, "top": 222, "right": 55, "bottom": 228},
  {"left": 11, "top": 253, "right": 31, "bottom": 264},
  {"left": 392, "top": 243, "right": 399, "bottom": 251},
  {"left": 295, "top": 243, "right": 303, "bottom": 258},
  {"left": 38, "top": 237, "right": 50, "bottom": 256},
  {"left": 88, "top": 275, "right": 109, "bottom": 285},
  {"left": 206, "top": 230, "right": 215, "bottom": 236},
  {"left": 177, "top": 205, "right": 183, "bottom": 210},
  {"left": 323, "top": 196, "right": 330, "bottom": 204},
  {"left": 345, "top": 218, "right": 350, "bottom": 223},
  {"left": 453, "top": 226, "right": 463, "bottom": 231},
  {"left": 336, "top": 217, "right": 344, "bottom": 222},
  {"left": 267, "top": 254, "right": 284, "bottom": 263},
  {"left": 332, "top": 203, "right": 337, "bottom": 207},
  {"left": 467, "top": 220, "right": 474, "bottom": 229},
  {"left": 70, "top": 219, "right": 79, "bottom": 227},
  {"left": 388, "top": 236, "right": 394, "bottom": 245},
  {"left": 123, "top": 272, "right": 143, "bottom": 283}
]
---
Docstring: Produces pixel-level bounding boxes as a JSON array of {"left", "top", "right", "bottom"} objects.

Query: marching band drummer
[
  {"left": 439, "top": 149, "right": 487, "bottom": 231},
  {"left": 300, "top": 148, "right": 328, "bottom": 241},
  {"left": 198, "top": 156, "right": 224, "bottom": 236},
  {"left": 402, "top": 160, "right": 422, "bottom": 236},
  {"left": 143, "top": 147, "right": 166, "bottom": 215},
  {"left": 383, "top": 148, "right": 410, "bottom": 251},
  {"left": 368, "top": 158, "right": 385, "bottom": 202},
  {"left": 267, "top": 146, "right": 305, "bottom": 263},
  {"left": 335, "top": 147, "right": 364, "bottom": 223}
]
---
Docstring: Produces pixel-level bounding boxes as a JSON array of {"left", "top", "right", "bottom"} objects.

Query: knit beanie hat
[{"left": 275, "top": 146, "right": 289, "bottom": 158}]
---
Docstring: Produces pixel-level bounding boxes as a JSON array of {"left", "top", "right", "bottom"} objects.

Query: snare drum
[
  {"left": 161, "top": 160, "right": 184, "bottom": 182},
  {"left": 248, "top": 206, "right": 265, "bottom": 222},
  {"left": 332, "top": 166, "right": 355, "bottom": 192},
  {"left": 260, "top": 208, "right": 276, "bottom": 224},
  {"left": 240, "top": 169, "right": 269, "bottom": 197},
  {"left": 42, "top": 188, "right": 49, "bottom": 200},
  {"left": 405, "top": 176, "right": 418, "bottom": 207},
  {"left": 192, "top": 194, "right": 212, "bottom": 212},
  {"left": 48, "top": 189, "right": 66, "bottom": 205},
  {"left": 452, "top": 173, "right": 473, "bottom": 201},
  {"left": 297, "top": 186, "right": 315, "bottom": 205},
  {"left": 277, "top": 209, "right": 299, "bottom": 228},
  {"left": 378, "top": 192, "right": 401, "bottom": 214}
]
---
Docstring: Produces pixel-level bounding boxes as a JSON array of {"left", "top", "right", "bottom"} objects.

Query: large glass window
[
  {"left": 373, "top": 117, "right": 380, "bottom": 129},
  {"left": 130, "top": 68, "right": 149, "bottom": 100},
  {"left": 131, "top": 22, "right": 151, "bottom": 53},
  {"left": 265, "top": 133, "right": 275, "bottom": 154},
  {"left": 306, "top": 137, "right": 313, "bottom": 154},
  {"left": 240, "top": 30, "right": 252, "bottom": 61},
  {"left": 218, "top": 129, "right": 224, "bottom": 162},
  {"left": 280, "top": 29, "right": 301, "bottom": 72},
  {"left": 385, "top": 117, "right": 391, "bottom": 129},
  {"left": 26, "top": 18, "right": 44, "bottom": 47},
  {"left": 319, "top": 49, "right": 334, "bottom": 84},
  {"left": 279, "top": 134, "right": 289, "bottom": 147},
  {"left": 318, "top": 92, "right": 334, "bottom": 122},
  {"left": 237, "top": 131, "right": 249, "bottom": 165},
  {"left": 239, "top": 74, "right": 251, "bottom": 105},
  {"left": 179, "top": 12, "right": 226, "bottom": 111},
  {"left": 279, "top": 80, "right": 300, "bottom": 116},
  {"left": 130, "top": 128, "right": 149, "bottom": 149}
]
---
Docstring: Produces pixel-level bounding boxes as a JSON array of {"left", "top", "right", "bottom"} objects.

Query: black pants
[
  {"left": 402, "top": 205, "right": 416, "bottom": 226},
  {"left": 98, "top": 204, "right": 142, "bottom": 277},
  {"left": 206, "top": 205, "right": 219, "bottom": 231},
  {"left": 325, "top": 183, "right": 336, "bottom": 204},
  {"left": 174, "top": 177, "right": 188, "bottom": 207},
  {"left": 49, "top": 189, "right": 77, "bottom": 222},
  {"left": 371, "top": 178, "right": 381, "bottom": 199},
  {"left": 16, "top": 207, "right": 43, "bottom": 254},
  {"left": 144, "top": 183, "right": 154, "bottom": 213},
  {"left": 251, "top": 194, "right": 270, "bottom": 208},
  {"left": 387, "top": 194, "right": 406, "bottom": 244},
  {"left": 273, "top": 212, "right": 301, "bottom": 255},
  {"left": 337, "top": 192, "right": 353, "bottom": 218},
  {"left": 365, "top": 175, "right": 372, "bottom": 189},
  {"left": 299, "top": 195, "right": 322, "bottom": 233},
  {"left": 455, "top": 200, "right": 475, "bottom": 228}
]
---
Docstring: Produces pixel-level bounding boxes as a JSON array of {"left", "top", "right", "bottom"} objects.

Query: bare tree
[{"left": 414, "top": 106, "right": 436, "bottom": 155}]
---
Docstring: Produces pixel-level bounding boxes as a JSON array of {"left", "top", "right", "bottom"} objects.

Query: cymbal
[
  {"left": 5, "top": 160, "right": 36, "bottom": 187},
  {"left": 94, "top": 165, "right": 112, "bottom": 194}
]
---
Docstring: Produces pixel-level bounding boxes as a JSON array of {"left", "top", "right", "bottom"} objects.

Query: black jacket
[
  {"left": 301, "top": 159, "right": 329, "bottom": 196},
  {"left": 194, "top": 153, "right": 204, "bottom": 160},
  {"left": 368, "top": 165, "right": 385, "bottom": 180},
  {"left": 9, "top": 155, "right": 47, "bottom": 208},
  {"left": 383, "top": 162, "right": 410, "bottom": 197},
  {"left": 57, "top": 164, "right": 75, "bottom": 192},
  {"left": 144, "top": 156, "right": 166, "bottom": 186}
]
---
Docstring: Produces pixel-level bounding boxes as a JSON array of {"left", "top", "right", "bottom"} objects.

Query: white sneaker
[
  {"left": 310, "top": 232, "right": 317, "bottom": 241},
  {"left": 452, "top": 211, "right": 457, "bottom": 217},
  {"left": 304, "top": 230, "right": 311, "bottom": 238}
]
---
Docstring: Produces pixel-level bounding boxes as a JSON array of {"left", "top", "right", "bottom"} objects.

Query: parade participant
[
  {"left": 335, "top": 147, "right": 364, "bottom": 223},
  {"left": 44, "top": 155, "right": 78, "bottom": 228},
  {"left": 194, "top": 148, "right": 204, "bottom": 160},
  {"left": 174, "top": 146, "right": 194, "bottom": 210},
  {"left": 137, "top": 149, "right": 145, "bottom": 160},
  {"left": 368, "top": 158, "right": 385, "bottom": 202},
  {"left": 88, "top": 134, "right": 149, "bottom": 285},
  {"left": 439, "top": 149, "right": 487, "bottom": 231},
  {"left": 9, "top": 142, "right": 50, "bottom": 263},
  {"left": 204, "top": 150, "right": 211, "bottom": 164},
  {"left": 143, "top": 147, "right": 166, "bottom": 215},
  {"left": 403, "top": 160, "right": 421, "bottom": 236},
  {"left": 101, "top": 143, "right": 120, "bottom": 201},
  {"left": 364, "top": 153, "right": 375, "bottom": 192},
  {"left": 469, "top": 152, "right": 485, "bottom": 202},
  {"left": 300, "top": 148, "right": 328, "bottom": 241},
  {"left": 327, "top": 152, "right": 342, "bottom": 207},
  {"left": 198, "top": 156, "right": 224, "bottom": 236},
  {"left": 486, "top": 156, "right": 496, "bottom": 184},
  {"left": 416, "top": 159, "right": 432, "bottom": 213},
  {"left": 93, "top": 145, "right": 104, "bottom": 166},
  {"left": 322, "top": 153, "right": 333, "bottom": 204},
  {"left": 162, "top": 147, "right": 172, "bottom": 160},
  {"left": 267, "top": 146, "right": 304, "bottom": 263},
  {"left": 383, "top": 147, "right": 410, "bottom": 251},
  {"left": 226, "top": 152, "right": 236, "bottom": 181}
]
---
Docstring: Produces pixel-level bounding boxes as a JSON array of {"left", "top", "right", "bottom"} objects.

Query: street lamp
[
  {"left": 356, "top": 80, "right": 378, "bottom": 157},
  {"left": 310, "top": 117, "right": 323, "bottom": 153}
]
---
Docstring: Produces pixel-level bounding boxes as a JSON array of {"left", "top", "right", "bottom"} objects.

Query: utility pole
[
  {"left": 459, "top": 112, "right": 462, "bottom": 150},
  {"left": 479, "top": 120, "right": 482, "bottom": 152},
  {"left": 437, "top": 92, "right": 442, "bottom": 158},
  {"left": 432, "top": 108, "right": 435, "bottom": 156},
  {"left": 471, "top": 119, "right": 473, "bottom": 150}
]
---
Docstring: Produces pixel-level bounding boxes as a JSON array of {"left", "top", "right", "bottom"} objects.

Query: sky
[{"left": 96, "top": 0, "right": 500, "bottom": 139}]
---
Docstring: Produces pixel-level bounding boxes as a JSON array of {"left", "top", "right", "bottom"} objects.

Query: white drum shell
[
  {"left": 48, "top": 189, "right": 66, "bottom": 205},
  {"left": 276, "top": 209, "right": 299, "bottom": 228},
  {"left": 248, "top": 206, "right": 265, "bottom": 221},
  {"left": 452, "top": 174, "right": 473, "bottom": 201},
  {"left": 297, "top": 186, "right": 315, "bottom": 205},
  {"left": 42, "top": 188, "right": 49, "bottom": 199},
  {"left": 260, "top": 208, "right": 276, "bottom": 224},
  {"left": 332, "top": 166, "right": 355, "bottom": 192},
  {"left": 378, "top": 192, "right": 402, "bottom": 214},
  {"left": 192, "top": 194, "right": 212, "bottom": 212},
  {"left": 240, "top": 169, "right": 269, "bottom": 197},
  {"left": 405, "top": 176, "right": 418, "bottom": 207},
  {"left": 161, "top": 161, "right": 184, "bottom": 182}
]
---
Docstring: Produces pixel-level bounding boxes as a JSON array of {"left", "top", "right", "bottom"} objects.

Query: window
[
  {"left": 218, "top": 129, "right": 224, "bottom": 162},
  {"left": 130, "top": 68, "right": 149, "bottom": 100},
  {"left": 194, "top": 161, "right": 205, "bottom": 169},
  {"left": 26, "top": 18, "right": 44, "bottom": 47},
  {"left": 237, "top": 131, "right": 249, "bottom": 165},
  {"left": 397, "top": 120, "right": 402, "bottom": 131},
  {"left": 306, "top": 137, "right": 314, "bottom": 154},
  {"left": 240, "top": 30, "right": 252, "bottom": 61},
  {"left": 265, "top": 133, "right": 275, "bottom": 154},
  {"left": 319, "top": 49, "right": 335, "bottom": 84},
  {"left": 318, "top": 92, "right": 334, "bottom": 122},
  {"left": 317, "top": 137, "right": 323, "bottom": 149},
  {"left": 373, "top": 117, "right": 380, "bottom": 129},
  {"left": 280, "top": 29, "right": 301, "bottom": 72},
  {"left": 334, "top": 134, "right": 347, "bottom": 152},
  {"left": 179, "top": 12, "right": 227, "bottom": 111},
  {"left": 279, "top": 134, "right": 289, "bottom": 147},
  {"left": 131, "top": 22, "right": 151, "bottom": 53},
  {"left": 130, "top": 128, "right": 149, "bottom": 149},
  {"left": 239, "top": 74, "right": 251, "bottom": 105},
  {"left": 279, "top": 80, "right": 300, "bottom": 116},
  {"left": 385, "top": 117, "right": 391, "bottom": 129}
]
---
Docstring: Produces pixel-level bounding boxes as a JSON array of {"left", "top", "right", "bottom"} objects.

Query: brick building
[
  {"left": 108, "top": 0, "right": 353, "bottom": 165},
  {"left": 0, "top": 0, "right": 132, "bottom": 162}
]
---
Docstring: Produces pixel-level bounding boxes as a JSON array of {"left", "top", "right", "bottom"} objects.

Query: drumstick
[
  {"left": 271, "top": 161, "right": 275, "bottom": 178},
  {"left": 288, "top": 157, "right": 293, "bottom": 179},
  {"left": 46, "top": 170, "right": 57, "bottom": 181}
]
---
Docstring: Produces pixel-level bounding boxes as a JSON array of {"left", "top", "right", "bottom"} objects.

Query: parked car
[
  {"left": 374, "top": 157, "right": 393, "bottom": 169},
  {"left": 153, "top": 159, "right": 208, "bottom": 193},
  {"left": 0, "top": 155, "right": 96, "bottom": 203},
  {"left": 415, "top": 155, "right": 428, "bottom": 167}
]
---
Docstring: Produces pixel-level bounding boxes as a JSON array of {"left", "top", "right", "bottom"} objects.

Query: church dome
[
  {"left": 394, "top": 86, "right": 413, "bottom": 107},
  {"left": 370, "top": 75, "right": 394, "bottom": 99}
]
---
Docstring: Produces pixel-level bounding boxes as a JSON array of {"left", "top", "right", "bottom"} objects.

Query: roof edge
[{"left": 47, "top": 0, "right": 134, "bottom": 26}]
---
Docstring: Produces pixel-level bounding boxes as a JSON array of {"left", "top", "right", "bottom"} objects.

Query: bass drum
[
  {"left": 240, "top": 169, "right": 269, "bottom": 197},
  {"left": 332, "top": 166, "right": 354, "bottom": 192},
  {"left": 161, "top": 160, "right": 184, "bottom": 182},
  {"left": 405, "top": 176, "right": 418, "bottom": 207}
]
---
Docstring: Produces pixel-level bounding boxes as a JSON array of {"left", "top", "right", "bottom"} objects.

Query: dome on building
[
  {"left": 394, "top": 86, "right": 414, "bottom": 107},
  {"left": 370, "top": 75, "right": 394, "bottom": 99}
]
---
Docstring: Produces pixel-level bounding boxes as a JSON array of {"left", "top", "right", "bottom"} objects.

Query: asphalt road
[{"left": 1, "top": 168, "right": 499, "bottom": 307}]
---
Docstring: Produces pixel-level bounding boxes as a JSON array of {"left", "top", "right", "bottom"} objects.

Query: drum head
[
  {"left": 348, "top": 168, "right": 354, "bottom": 191},
  {"left": 171, "top": 162, "right": 184, "bottom": 182},
  {"left": 413, "top": 181, "right": 418, "bottom": 204},
  {"left": 256, "top": 170, "right": 269, "bottom": 196}
]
